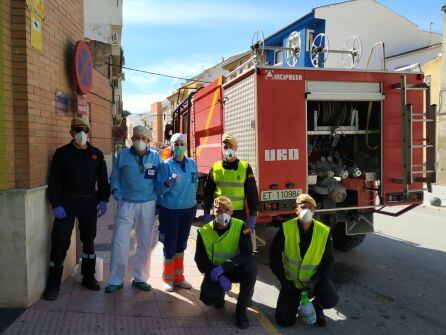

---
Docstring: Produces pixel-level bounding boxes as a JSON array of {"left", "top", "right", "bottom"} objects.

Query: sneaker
[
  {"left": 43, "top": 281, "right": 60, "bottom": 301},
  {"left": 82, "top": 275, "right": 100, "bottom": 291},
  {"left": 214, "top": 299, "right": 225, "bottom": 309},
  {"left": 174, "top": 280, "right": 192, "bottom": 289},
  {"left": 163, "top": 282, "right": 174, "bottom": 292},
  {"left": 235, "top": 308, "right": 250, "bottom": 329},
  {"left": 132, "top": 280, "right": 152, "bottom": 292},
  {"left": 105, "top": 284, "right": 123, "bottom": 293},
  {"left": 315, "top": 305, "right": 327, "bottom": 327}
]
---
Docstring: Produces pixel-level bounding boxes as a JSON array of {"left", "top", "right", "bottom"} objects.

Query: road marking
[
  {"left": 188, "top": 234, "right": 281, "bottom": 334},
  {"left": 249, "top": 306, "right": 282, "bottom": 334}
]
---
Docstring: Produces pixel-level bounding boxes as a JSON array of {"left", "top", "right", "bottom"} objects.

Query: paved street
[
  {"left": 252, "top": 205, "right": 446, "bottom": 335},
  {"left": 3, "top": 202, "right": 446, "bottom": 334}
]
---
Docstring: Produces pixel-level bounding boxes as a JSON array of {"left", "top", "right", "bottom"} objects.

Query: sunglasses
[{"left": 72, "top": 126, "right": 89, "bottom": 133}]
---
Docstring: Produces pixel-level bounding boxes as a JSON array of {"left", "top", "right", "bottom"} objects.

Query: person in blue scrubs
[{"left": 156, "top": 133, "right": 198, "bottom": 292}]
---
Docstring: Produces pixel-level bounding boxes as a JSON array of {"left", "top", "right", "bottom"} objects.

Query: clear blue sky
[{"left": 122, "top": 0, "right": 444, "bottom": 114}]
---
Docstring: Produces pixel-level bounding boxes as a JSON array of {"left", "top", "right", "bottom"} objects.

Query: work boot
[
  {"left": 43, "top": 281, "right": 60, "bottom": 301},
  {"left": 43, "top": 266, "right": 63, "bottom": 301},
  {"left": 214, "top": 299, "right": 225, "bottom": 309},
  {"left": 235, "top": 307, "right": 250, "bottom": 329},
  {"left": 315, "top": 305, "right": 327, "bottom": 327},
  {"left": 82, "top": 275, "right": 100, "bottom": 291}
]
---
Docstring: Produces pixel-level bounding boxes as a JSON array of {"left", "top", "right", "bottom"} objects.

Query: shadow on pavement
[{"left": 251, "top": 225, "right": 446, "bottom": 335}]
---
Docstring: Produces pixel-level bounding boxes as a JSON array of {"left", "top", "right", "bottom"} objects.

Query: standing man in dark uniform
[
  {"left": 43, "top": 117, "right": 111, "bottom": 300},
  {"left": 202, "top": 134, "right": 259, "bottom": 231}
]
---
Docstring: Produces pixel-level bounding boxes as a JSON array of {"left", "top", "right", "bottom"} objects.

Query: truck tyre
[{"left": 332, "top": 222, "right": 366, "bottom": 252}]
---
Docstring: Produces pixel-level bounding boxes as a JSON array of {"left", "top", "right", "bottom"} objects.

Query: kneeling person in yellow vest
[
  {"left": 270, "top": 194, "right": 338, "bottom": 328},
  {"left": 195, "top": 196, "right": 257, "bottom": 330}
]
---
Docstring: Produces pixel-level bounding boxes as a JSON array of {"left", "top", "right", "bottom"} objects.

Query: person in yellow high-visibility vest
[
  {"left": 203, "top": 134, "right": 259, "bottom": 229},
  {"left": 270, "top": 194, "right": 338, "bottom": 328},
  {"left": 195, "top": 196, "right": 257, "bottom": 330}
]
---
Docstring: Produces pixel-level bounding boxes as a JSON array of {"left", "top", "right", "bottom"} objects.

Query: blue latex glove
[
  {"left": 53, "top": 206, "right": 67, "bottom": 220},
  {"left": 247, "top": 215, "right": 256, "bottom": 230},
  {"left": 203, "top": 213, "right": 212, "bottom": 223},
  {"left": 97, "top": 201, "right": 107, "bottom": 217},
  {"left": 112, "top": 188, "right": 122, "bottom": 202},
  {"left": 218, "top": 275, "right": 232, "bottom": 292},
  {"left": 164, "top": 175, "right": 177, "bottom": 187},
  {"left": 210, "top": 265, "right": 224, "bottom": 282}
]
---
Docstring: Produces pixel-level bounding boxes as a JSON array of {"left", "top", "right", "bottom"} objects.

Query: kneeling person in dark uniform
[
  {"left": 43, "top": 117, "right": 111, "bottom": 300},
  {"left": 195, "top": 196, "right": 257, "bottom": 329},
  {"left": 270, "top": 194, "right": 338, "bottom": 327}
]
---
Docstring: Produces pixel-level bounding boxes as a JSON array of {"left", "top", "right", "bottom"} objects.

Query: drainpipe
[
  {"left": 0, "top": 11, "right": 7, "bottom": 190},
  {"left": 437, "top": 5, "right": 446, "bottom": 183}
]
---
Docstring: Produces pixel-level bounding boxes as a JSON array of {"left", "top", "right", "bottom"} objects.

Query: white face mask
[
  {"left": 216, "top": 213, "right": 231, "bottom": 227},
  {"left": 133, "top": 140, "right": 147, "bottom": 152},
  {"left": 74, "top": 131, "right": 88, "bottom": 146},
  {"left": 223, "top": 148, "right": 236, "bottom": 160},
  {"left": 299, "top": 208, "right": 313, "bottom": 224}
]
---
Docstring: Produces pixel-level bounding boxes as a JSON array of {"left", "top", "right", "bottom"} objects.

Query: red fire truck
[{"left": 163, "top": 62, "right": 436, "bottom": 251}]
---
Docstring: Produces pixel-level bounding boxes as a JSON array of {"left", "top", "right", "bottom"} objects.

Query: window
[
  {"left": 306, "top": 29, "right": 315, "bottom": 51},
  {"left": 274, "top": 50, "right": 283, "bottom": 66}
]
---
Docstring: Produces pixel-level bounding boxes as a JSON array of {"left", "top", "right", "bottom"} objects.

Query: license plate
[{"left": 261, "top": 189, "right": 302, "bottom": 201}]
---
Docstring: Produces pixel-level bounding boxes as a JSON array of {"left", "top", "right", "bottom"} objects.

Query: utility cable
[{"left": 109, "top": 64, "right": 212, "bottom": 84}]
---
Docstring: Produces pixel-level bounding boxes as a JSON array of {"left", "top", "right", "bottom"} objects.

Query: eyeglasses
[
  {"left": 297, "top": 203, "right": 314, "bottom": 210},
  {"left": 213, "top": 206, "right": 232, "bottom": 214},
  {"left": 71, "top": 126, "right": 89, "bottom": 133},
  {"left": 174, "top": 142, "right": 186, "bottom": 147}
]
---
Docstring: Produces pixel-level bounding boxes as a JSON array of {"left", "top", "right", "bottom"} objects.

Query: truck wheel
[{"left": 332, "top": 222, "right": 366, "bottom": 252}]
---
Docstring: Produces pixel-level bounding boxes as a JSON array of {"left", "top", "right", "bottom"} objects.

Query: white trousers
[{"left": 108, "top": 200, "right": 156, "bottom": 285}]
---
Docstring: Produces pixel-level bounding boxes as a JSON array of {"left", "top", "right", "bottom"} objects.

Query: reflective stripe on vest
[
  {"left": 282, "top": 218, "right": 330, "bottom": 289},
  {"left": 199, "top": 218, "right": 244, "bottom": 266},
  {"left": 212, "top": 160, "right": 248, "bottom": 210}
]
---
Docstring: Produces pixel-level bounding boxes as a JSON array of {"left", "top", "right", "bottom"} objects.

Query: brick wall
[
  {"left": 87, "top": 70, "right": 112, "bottom": 154},
  {"left": 1, "top": 0, "right": 112, "bottom": 191}
]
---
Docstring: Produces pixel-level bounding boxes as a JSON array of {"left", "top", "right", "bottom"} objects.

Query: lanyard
[{"left": 134, "top": 151, "right": 150, "bottom": 174}]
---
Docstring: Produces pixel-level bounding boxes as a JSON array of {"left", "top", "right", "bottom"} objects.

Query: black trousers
[
  {"left": 200, "top": 259, "right": 257, "bottom": 311},
  {"left": 275, "top": 276, "right": 338, "bottom": 327},
  {"left": 49, "top": 197, "right": 98, "bottom": 278}
]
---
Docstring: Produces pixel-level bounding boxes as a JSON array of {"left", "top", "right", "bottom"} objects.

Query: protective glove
[
  {"left": 247, "top": 215, "right": 256, "bottom": 230},
  {"left": 218, "top": 275, "right": 232, "bottom": 292},
  {"left": 97, "top": 201, "right": 107, "bottom": 217},
  {"left": 112, "top": 188, "right": 122, "bottom": 202},
  {"left": 210, "top": 265, "right": 224, "bottom": 282},
  {"left": 53, "top": 206, "right": 67, "bottom": 220},
  {"left": 164, "top": 175, "right": 177, "bottom": 187},
  {"left": 203, "top": 213, "right": 212, "bottom": 223}
]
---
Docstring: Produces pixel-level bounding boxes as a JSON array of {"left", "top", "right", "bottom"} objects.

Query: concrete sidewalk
[{"left": 3, "top": 201, "right": 274, "bottom": 335}]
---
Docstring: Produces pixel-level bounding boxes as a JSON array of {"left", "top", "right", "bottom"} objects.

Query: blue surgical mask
[{"left": 173, "top": 146, "right": 185, "bottom": 157}]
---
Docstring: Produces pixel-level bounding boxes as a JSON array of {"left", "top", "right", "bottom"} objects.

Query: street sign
[
  {"left": 55, "top": 92, "right": 69, "bottom": 115},
  {"left": 73, "top": 40, "right": 93, "bottom": 95}
]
